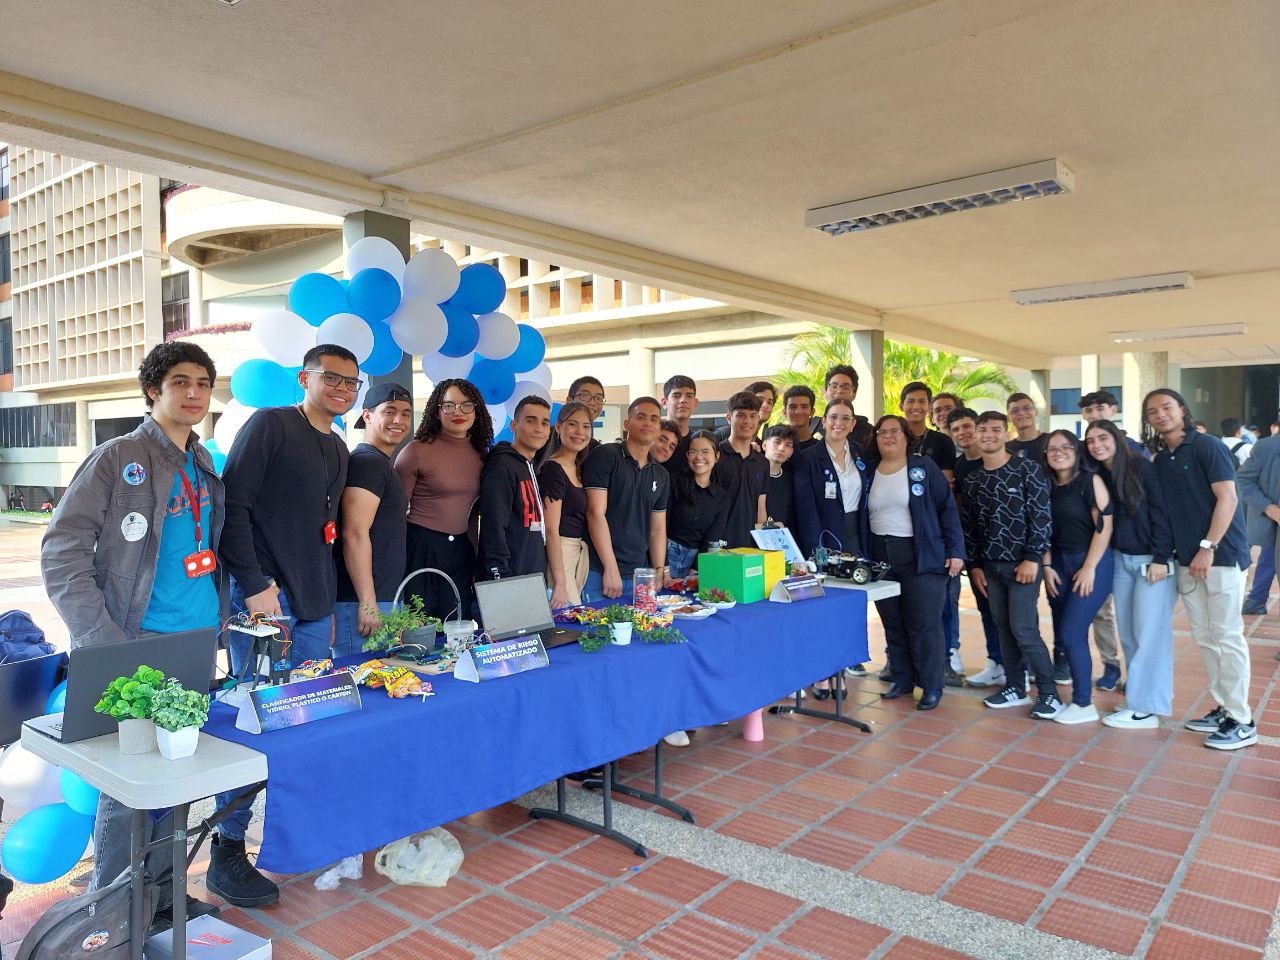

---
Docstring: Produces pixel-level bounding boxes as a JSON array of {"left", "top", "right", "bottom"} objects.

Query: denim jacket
[{"left": 41, "top": 417, "right": 226, "bottom": 648}]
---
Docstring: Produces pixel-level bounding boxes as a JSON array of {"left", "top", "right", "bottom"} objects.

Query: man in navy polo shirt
[{"left": 1146, "top": 388, "right": 1254, "bottom": 750}]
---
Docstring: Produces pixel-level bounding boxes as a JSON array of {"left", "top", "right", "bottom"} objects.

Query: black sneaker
[
  {"left": 845, "top": 663, "right": 869, "bottom": 678},
  {"left": 1095, "top": 663, "right": 1121, "bottom": 691},
  {"left": 943, "top": 665, "right": 965, "bottom": 688},
  {"left": 984, "top": 686, "right": 1032, "bottom": 709},
  {"left": 1243, "top": 599, "right": 1268, "bottom": 616},
  {"left": 1053, "top": 653, "right": 1071, "bottom": 685},
  {"left": 205, "top": 834, "right": 279, "bottom": 908},
  {"left": 1205, "top": 718, "right": 1257, "bottom": 751},
  {"left": 877, "top": 666, "right": 892, "bottom": 682},
  {"left": 1184, "top": 706, "right": 1227, "bottom": 733},
  {"left": 1030, "top": 693, "right": 1064, "bottom": 719}
]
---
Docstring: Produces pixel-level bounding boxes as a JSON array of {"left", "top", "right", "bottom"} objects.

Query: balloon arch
[{"left": 207, "top": 239, "right": 552, "bottom": 469}]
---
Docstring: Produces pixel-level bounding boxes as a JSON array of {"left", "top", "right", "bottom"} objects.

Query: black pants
[
  {"left": 871, "top": 535, "right": 947, "bottom": 694},
  {"left": 405, "top": 522, "right": 475, "bottom": 622},
  {"left": 983, "top": 559, "right": 1055, "bottom": 695},
  {"left": 841, "top": 509, "right": 862, "bottom": 557}
]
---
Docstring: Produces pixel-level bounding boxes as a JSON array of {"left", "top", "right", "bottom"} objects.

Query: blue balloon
[
  {"left": 60, "top": 769, "right": 100, "bottom": 817},
  {"left": 45, "top": 681, "right": 67, "bottom": 714},
  {"left": 231, "top": 359, "right": 299, "bottom": 409},
  {"left": 1, "top": 803, "right": 94, "bottom": 884},
  {"left": 209, "top": 450, "right": 228, "bottom": 474},
  {"left": 361, "top": 320, "right": 404, "bottom": 377},
  {"left": 347, "top": 268, "right": 401, "bottom": 325},
  {"left": 451, "top": 263, "right": 506, "bottom": 315},
  {"left": 439, "top": 301, "right": 481, "bottom": 358},
  {"left": 288, "top": 272, "right": 349, "bottom": 326},
  {"left": 468, "top": 358, "right": 517, "bottom": 405},
  {"left": 507, "top": 325, "right": 546, "bottom": 373}
]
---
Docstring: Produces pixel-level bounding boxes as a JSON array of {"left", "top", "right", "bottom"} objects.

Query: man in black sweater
[{"left": 479, "top": 395, "right": 551, "bottom": 579}]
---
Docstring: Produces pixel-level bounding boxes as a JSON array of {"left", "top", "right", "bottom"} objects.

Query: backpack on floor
[{"left": 14, "top": 868, "right": 159, "bottom": 960}]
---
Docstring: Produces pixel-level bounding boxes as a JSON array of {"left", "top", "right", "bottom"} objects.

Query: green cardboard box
[{"left": 697, "top": 549, "right": 766, "bottom": 604}]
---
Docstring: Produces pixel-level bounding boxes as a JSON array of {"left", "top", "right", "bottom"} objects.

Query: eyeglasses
[
  {"left": 306, "top": 369, "right": 363, "bottom": 392},
  {"left": 875, "top": 428, "right": 903, "bottom": 437},
  {"left": 574, "top": 391, "right": 606, "bottom": 404},
  {"left": 440, "top": 401, "right": 477, "bottom": 414},
  {"left": 1008, "top": 404, "right": 1035, "bottom": 416}
]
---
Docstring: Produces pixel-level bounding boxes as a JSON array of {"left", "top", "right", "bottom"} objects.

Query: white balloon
[
  {"left": 347, "top": 236, "right": 406, "bottom": 288},
  {"left": 486, "top": 402, "right": 510, "bottom": 436},
  {"left": 315, "top": 312, "right": 375, "bottom": 364},
  {"left": 421, "top": 351, "right": 475, "bottom": 384},
  {"left": 214, "top": 399, "right": 257, "bottom": 452},
  {"left": 389, "top": 299, "right": 449, "bottom": 356},
  {"left": 473, "top": 312, "right": 520, "bottom": 361},
  {"left": 0, "top": 743, "right": 63, "bottom": 810},
  {"left": 527, "top": 361, "right": 553, "bottom": 390},
  {"left": 506, "top": 380, "right": 552, "bottom": 418},
  {"left": 251, "top": 309, "right": 315, "bottom": 367},
  {"left": 402, "top": 248, "right": 461, "bottom": 304}
]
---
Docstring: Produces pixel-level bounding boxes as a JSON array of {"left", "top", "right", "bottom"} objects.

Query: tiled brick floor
[{"left": 5, "top": 539, "right": 1280, "bottom": 958}]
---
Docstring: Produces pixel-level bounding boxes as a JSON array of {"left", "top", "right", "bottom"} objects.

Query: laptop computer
[
  {"left": 25, "top": 628, "right": 219, "bottom": 744},
  {"left": 474, "top": 573, "right": 581, "bottom": 649}
]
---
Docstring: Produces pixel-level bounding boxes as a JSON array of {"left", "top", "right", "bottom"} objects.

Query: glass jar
[{"left": 632, "top": 567, "right": 658, "bottom": 613}]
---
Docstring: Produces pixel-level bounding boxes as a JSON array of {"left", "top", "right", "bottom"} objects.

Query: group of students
[{"left": 37, "top": 338, "right": 1268, "bottom": 917}]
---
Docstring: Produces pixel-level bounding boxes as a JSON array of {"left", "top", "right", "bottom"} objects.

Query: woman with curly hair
[{"left": 394, "top": 378, "right": 493, "bottom": 620}]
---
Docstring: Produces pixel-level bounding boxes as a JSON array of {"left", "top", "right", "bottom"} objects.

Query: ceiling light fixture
[
  {"left": 806, "top": 159, "right": 1074, "bottom": 236},
  {"left": 1110, "top": 322, "right": 1245, "bottom": 344},
  {"left": 1011, "top": 271, "right": 1193, "bottom": 305}
]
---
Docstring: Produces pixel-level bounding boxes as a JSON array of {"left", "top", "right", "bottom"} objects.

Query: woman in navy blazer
[{"left": 859, "top": 415, "right": 965, "bottom": 710}]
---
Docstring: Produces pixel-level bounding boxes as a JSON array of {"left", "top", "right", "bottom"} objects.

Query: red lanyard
[{"left": 177, "top": 462, "right": 204, "bottom": 546}]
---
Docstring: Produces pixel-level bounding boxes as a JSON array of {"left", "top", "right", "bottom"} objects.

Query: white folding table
[{"left": 21, "top": 724, "right": 267, "bottom": 960}]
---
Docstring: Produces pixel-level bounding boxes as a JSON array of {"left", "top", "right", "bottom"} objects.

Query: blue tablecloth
[{"left": 205, "top": 589, "right": 868, "bottom": 872}]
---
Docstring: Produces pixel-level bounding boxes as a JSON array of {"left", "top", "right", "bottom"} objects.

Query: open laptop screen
[{"left": 474, "top": 574, "right": 554, "bottom": 641}]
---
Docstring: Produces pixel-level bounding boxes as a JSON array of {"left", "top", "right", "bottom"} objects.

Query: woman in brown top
[{"left": 394, "top": 378, "right": 493, "bottom": 621}]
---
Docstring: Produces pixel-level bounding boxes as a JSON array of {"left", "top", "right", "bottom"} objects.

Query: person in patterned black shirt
[{"left": 961, "top": 411, "right": 1060, "bottom": 719}]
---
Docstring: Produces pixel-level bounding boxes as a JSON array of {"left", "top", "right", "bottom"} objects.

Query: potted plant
[
  {"left": 601, "top": 605, "right": 635, "bottom": 645},
  {"left": 94, "top": 665, "right": 165, "bottom": 755},
  {"left": 151, "top": 679, "right": 211, "bottom": 760},
  {"left": 363, "top": 596, "right": 441, "bottom": 653}
]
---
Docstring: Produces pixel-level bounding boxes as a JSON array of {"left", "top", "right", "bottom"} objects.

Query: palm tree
[{"left": 775, "top": 326, "right": 1016, "bottom": 417}]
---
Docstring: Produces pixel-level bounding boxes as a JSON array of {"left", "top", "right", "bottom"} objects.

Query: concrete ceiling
[{"left": 2, "top": 0, "right": 1277, "bottom": 368}]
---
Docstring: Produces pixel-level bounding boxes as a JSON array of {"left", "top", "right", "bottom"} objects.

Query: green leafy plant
[
  {"left": 364, "top": 596, "right": 441, "bottom": 652},
  {"left": 151, "top": 679, "right": 211, "bottom": 732},
  {"left": 636, "top": 624, "right": 687, "bottom": 645},
  {"left": 697, "top": 587, "right": 734, "bottom": 604},
  {"left": 601, "top": 604, "right": 637, "bottom": 624},
  {"left": 94, "top": 665, "right": 165, "bottom": 721},
  {"left": 578, "top": 623, "right": 613, "bottom": 653}
]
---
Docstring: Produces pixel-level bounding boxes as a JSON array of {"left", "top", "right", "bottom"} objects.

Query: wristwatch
[{"left": 1198, "top": 539, "right": 1217, "bottom": 551}]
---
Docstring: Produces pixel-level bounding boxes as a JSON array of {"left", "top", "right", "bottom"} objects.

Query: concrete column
[
  {"left": 343, "top": 211, "right": 413, "bottom": 447},
  {"left": 189, "top": 267, "right": 207, "bottom": 330},
  {"left": 75, "top": 398, "right": 91, "bottom": 459},
  {"left": 628, "top": 340, "right": 655, "bottom": 403},
  {"left": 1080, "top": 354, "right": 1100, "bottom": 396},
  {"left": 849, "top": 329, "right": 884, "bottom": 421},
  {"left": 1122, "top": 351, "right": 1168, "bottom": 437},
  {"left": 498, "top": 255, "right": 522, "bottom": 318},
  {"left": 1028, "top": 369, "right": 1051, "bottom": 432}
]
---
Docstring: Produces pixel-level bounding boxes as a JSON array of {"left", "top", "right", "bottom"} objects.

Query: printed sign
[
  {"left": 769, "top": 575, "right": 826, "bottom": 604},
  {"left": 750, "top": 525, "right": 804, "bottom": 564},
  {"left": 235, "top": 672, "right": 361, "bottom": 734},
  {"left": 454, "top": 635, "right": 549, "bottom": 683}
]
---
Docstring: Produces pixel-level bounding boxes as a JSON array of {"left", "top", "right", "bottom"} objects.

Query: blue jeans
[
  {"left": 217, "top": 580, "right": 335, "bottom": 840},
  {"left": 583, "top": 568, "right": 633, "bottom": 603},
  {"left": 1112, "top": 552, "right": 1177, "bottom": 716},
  {"left": 942, "top": 574, "right": 961, "bottom": 653},
  {"left": 1047, "top": 550, "right": 1114, "bottom": 706},
  {"left": 667, "top": 541, "right": 699, "bottom": 579},
  {"left": 333, "top": 600, "right": 393, "bottom": 659},
  {"left": 1248, "top": 543, "right": 1276, "bottom": 605}
]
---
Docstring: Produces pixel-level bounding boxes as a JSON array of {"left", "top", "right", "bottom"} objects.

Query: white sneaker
[
  {"left": 1053, "top": 703, "right": 1100, "bottom": 725},
  {"left": 1103, "top": 709, "right": 1159, "bottom": 729},
  {"left": 948, "top": 649, "right": 965, "bottom": 673},
  {"left": 663, "top": 731, "right": 691, "bottom": 747},
  {"left": 965, "top": 660, "right": 1006, "bottom": 687}
]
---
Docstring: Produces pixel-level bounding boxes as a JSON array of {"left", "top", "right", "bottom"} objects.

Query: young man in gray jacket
[{"left": 41, "top": 341, "right": 277, "bottom": 913}]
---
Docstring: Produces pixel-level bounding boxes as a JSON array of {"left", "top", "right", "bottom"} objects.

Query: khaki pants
[
  {"left": 1177, "top": 565, "right": 1252, "bottom": 724},
  {"left": 1090, "top": 597, "right": 1121, "bottom": 667},
  {"left": 558, "top": 536, "right": 590, "bottom": 606}
]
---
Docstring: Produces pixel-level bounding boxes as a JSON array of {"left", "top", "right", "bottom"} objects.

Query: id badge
[
  {"left": 324, "top": 520, "right": 338, "bottom": 545},
  {"left": 824, "top": 481, "right": 838, "bottom": 500},
  {"left": 183, "top": 549, "right": 217, "bottom": 579}
]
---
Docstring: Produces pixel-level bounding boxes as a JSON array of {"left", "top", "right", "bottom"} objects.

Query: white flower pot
[
  {"left": 156, "top": 725, "right": 200, "bottom": 761},
  {"left": 117, "top": 718, "right": 157, "bottom": 756},
  {"left": 610, "top": 622, "right": 633, "bottom": 646}
]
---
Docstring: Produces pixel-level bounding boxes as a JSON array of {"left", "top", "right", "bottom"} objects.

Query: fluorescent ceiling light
[
  {"left": 1111, "top": 323, "right": 1245, "bottom": 344},
  {"left": 1011, "top": 271, "right": 1193, "bottom": 305},
  {"left": 806, "top": 159, "right": 1074, "bottom": 236}
]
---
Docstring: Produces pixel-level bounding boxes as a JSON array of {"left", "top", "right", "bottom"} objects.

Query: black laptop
[
  {"left": 25, "top": 629, "right": 219, "bottom": 744},
  {"left": 474, "top": 574, "right": 580, "bottom": 649}
]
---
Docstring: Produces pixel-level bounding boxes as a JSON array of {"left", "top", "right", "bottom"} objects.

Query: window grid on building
[
  {"left": 162, "top": 272, "right": 190, "bottom": 336},
  {"left": 0, "top": 402, "right": 76, "bottom": 448},
  {"left": 9, "top": 149, "right": 160, "bottom": 386}
]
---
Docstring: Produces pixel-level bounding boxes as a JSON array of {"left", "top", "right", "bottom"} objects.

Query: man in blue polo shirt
[{"left": 1146, "top": 388, "right": 1254, "bottom": 750}]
